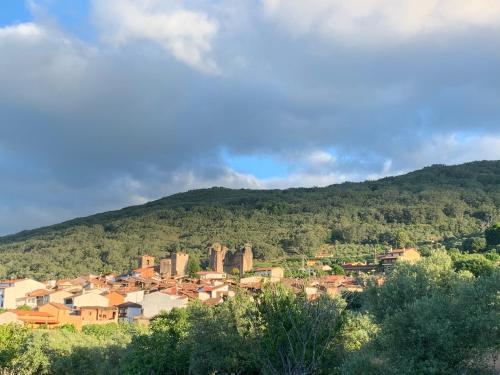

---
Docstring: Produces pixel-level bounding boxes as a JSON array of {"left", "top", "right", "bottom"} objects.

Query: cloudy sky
[{"left": 1, "top": 0, "right": 499, "bottom": 235}]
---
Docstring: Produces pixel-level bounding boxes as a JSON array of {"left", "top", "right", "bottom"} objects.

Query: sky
[{"left": 0, "top": 0, "right": 500, "bottom": 235}]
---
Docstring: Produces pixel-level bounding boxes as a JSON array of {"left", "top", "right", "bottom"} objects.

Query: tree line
[
  {"left": 0, "top": 251, "right": 498, "bottom": 374},
  {"left": 0, "top": 161, "right": 498, "bottom": 279}
]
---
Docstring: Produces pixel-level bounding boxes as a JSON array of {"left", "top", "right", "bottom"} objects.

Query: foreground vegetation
[
  {"left": 0, "top": 251, "right": 498, "bottom": 374},
  {"left": 0, "top": 161, "right": 499, "bottom": 279}
]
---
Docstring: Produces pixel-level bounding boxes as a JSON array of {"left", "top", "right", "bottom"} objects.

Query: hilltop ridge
[{"left": 0, "top": 160, "right": 498, "bottom": 279}]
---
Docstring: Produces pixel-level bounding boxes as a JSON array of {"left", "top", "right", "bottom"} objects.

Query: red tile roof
[
  {"left": 10, "top": 310, "right": 53, "bottom": 317},
  {"left": 202, "top": 297, "right": 223, "bottom": 306}
]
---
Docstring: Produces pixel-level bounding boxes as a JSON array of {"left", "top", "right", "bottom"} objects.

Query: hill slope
[{"left": 1, "top": 160, "right": 499, "bottom": 279}]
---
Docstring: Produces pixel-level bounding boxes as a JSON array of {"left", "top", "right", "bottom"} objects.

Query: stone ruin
[
  {"left": 207, "top": 242, "right": 253, "bottom": 275},
  {"left": 159, "top": 252, "right": 189, "bottom": 278}
]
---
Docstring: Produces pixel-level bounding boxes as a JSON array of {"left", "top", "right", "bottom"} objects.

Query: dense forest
[
  {"left": 0, "top": 161, "right": 499, "bottom": 279},
  {"left": 0, "top": 252, "right": 498, "bottom": 374}
]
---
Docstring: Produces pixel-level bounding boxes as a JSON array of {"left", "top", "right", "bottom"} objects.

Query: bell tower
[{"left": 140, "top": 255, "right": 155, "bottom": 268}]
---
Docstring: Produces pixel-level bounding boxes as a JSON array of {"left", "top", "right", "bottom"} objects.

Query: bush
[{"left": 461, "top": 237, "right": 487, "bottom": 253}]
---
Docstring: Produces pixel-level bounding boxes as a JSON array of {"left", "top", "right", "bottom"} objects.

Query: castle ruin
[
  {"left": 208, "top": 243, "right": 253, "bottom": 275},
  {"left": 171, "top": 252, "right": 189, "bottom": 277}
]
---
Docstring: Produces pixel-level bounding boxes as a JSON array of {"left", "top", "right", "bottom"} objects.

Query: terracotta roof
[
  {"left": 79, "top": 306, "right": 117, "bottom": 310},
  {"left": 43, "top": 302, "right": 72, "bottom": 310},
  {"left": 240, "top": 282, "right": 262, "bottom": 289},
  {"left": 10, "top": 310, "right": 54, "bottom": 317},
  {"left": 177, "top": 283, "right": 199, "bottom": 290},
  {"left": 322, "top": 275, "right": 346, "bottom": 283},
  {"left": 202, "top": 297, "right": 223, "bottom": 306},
  {"left": 103, "top": 291, "right": 125, "bottom": 297},
  {"left": 26, "top": 289, "right": 51, "bottom": 297},
  {"left": 133, "top": 267, "right": 155, "bottom": 273},
  {"left": 0, "top": 279, "right": 26, "bottom": 286},
  {"left": 178, "top": 290, "right": 199, "bottom": 300},
  {"left": 49, "top": 289, "right": 71, "bottom": 295},
  {"left": 56, "top": 279, "right": 73, "bottom": 285},
  {"left": 9, "top": 310, "right": 58, "bottom": 324}
]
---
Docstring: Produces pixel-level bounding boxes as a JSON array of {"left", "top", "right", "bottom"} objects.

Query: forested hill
[{"left": 1, "top": 160, "right": 499, "bottom": 279}]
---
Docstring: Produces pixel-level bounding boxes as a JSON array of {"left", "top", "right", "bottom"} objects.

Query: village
[{"left": 0, "top": 244, "right": 421, "bottom": 330}]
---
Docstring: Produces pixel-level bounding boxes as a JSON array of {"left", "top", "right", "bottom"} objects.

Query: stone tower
[
  {"left": 240, "top": 244, "right": 253, "bottom": 273},
  {"left": 160, "top": 258, "right": 172, "bottom": 278},
  {"left": 208, "top": 243, "right": 227, "bottom": 273},
  {"left": 140, "top": 255, "right": 155, "bottom": 269},
  {"left": 222, "top": 245, "right": 253, "bottom": 274},
  {"left": 171, "top": 252, "right": 189, "bottom": 276}
]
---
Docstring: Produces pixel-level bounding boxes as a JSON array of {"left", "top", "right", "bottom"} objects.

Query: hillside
[{"left": 1, "top": 160, "right": 499, "bottom": 279}]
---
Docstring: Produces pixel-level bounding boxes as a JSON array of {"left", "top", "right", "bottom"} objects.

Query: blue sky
[
  {"left": 0, "top": 1, "right": 31, "bottom": 26},
  {"left": 0, "top": 0, "right": 499, "bottom": 234}
]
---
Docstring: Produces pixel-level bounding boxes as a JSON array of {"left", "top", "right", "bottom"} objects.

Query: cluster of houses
[
  {"left": 340, "top": 247, "right": 421, "bottom": 273},
  {"left": 0, "top": 246, "right": 420, "bottom": 330}
]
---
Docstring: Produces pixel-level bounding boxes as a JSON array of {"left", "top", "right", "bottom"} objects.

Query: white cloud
[
  {"left": 262, "top": 0, "right": 500, "bottom": 43},
  {"left": 0, "top": 22, "right": 42, "bottom": 38},
  {"left": 307, "top": 150, "right": 335, "bottom": 165},
  {"left": 92, "top": 0, "right": 218, "bottom": 73},
  {"left": 403, "top": 134, "right": 500, "bottom": 167}
]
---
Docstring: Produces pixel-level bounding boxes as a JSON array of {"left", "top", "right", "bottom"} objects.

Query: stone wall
[
  {"left": 208, "top": 243, "right": 253, "bottom": 275},
  {"left": 171, "top": 252, "right": 189, "bottom": 276}
]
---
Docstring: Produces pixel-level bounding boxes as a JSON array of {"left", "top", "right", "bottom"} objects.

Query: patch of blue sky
[
  {"left": 452, "top": 130, "right": 487, "bottom": 142},
  {"left": 0, "top": 0, "right": 96, "bottom": 41},
  {"left": 41, "top": 0, "right": 95, "bottom": 41},
  {"left": 0, "top": 1, "right": 32, "bottom": 26},
  {"left": 223, "top": 151, "right": 290, "bottom": 179}
]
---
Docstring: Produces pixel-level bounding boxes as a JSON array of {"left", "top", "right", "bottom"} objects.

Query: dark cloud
[{"left": 0, "top": 1, "right": 499, "bottom": 234}]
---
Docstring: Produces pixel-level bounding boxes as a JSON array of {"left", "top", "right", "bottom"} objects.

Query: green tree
[
  {"left": 485, "top": 222, "right": 500, "bottom": 247},
  {"left": 330, "top": 264, "right": 345, "bottom": 275},
  {"left": 394, "top": 230, "right": 410, "bottom": 248},
  {"left": 361, "top": 253, "right": 499, "bottom": 374},
  {"left": 452, "top": 253, "right": 495, "bottom": 277},
  {"left": 124, "top": 308, "right": 191, "bottom": 374},
  {"left": 338, "top": 313, "right": 379, "bottom": 353},
  {"left": 188, "top": 296, "right": 260, "bottom": 375},
  {"left": 258, "top": 284, "right": 346, "bottom": 374},
  {"left": 186, "top": 255, "right": 201, "bottom": 278},
  {"left": 364, "top": 251, "right": 457, "bottom": 320},
  {"left": 16, "top": 305, "right": 32, "bottom": 311},
  {"left": 374, "top": 271, "right": 499, "bottom": 374},
  {"left": 0, "top": 325, "right": 30, "bottom": 369},
  {"left": 461, "top": 237, "right": 487, "bottom": 253}
]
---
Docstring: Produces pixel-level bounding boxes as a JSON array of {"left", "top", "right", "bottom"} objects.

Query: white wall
[
  {"left": 125, "top": 290, "right": 144, "bottom": 303},
  {"left": 142, "top": 292, "right": 187, "bottom": 318},
  {"left": 1, "top": 279, "right": 46, "bottom": 309}
]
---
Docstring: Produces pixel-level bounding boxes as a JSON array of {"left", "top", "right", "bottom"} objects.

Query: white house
[
  {"left": 142, "top": 291, "right": 188, "bottom": 318},
  {"left": 48, "top": 289, "right": 74, "bottom": 305},
  {"left": 0, "top": 279, "right": 47, "bottom": 309},
  {"left": 197, "top": 284, "right": 232, "bottom": 301},
  {"left": 253, "top": 267, "right": 284, "bottom": 280},
  {"left": 117, "top": 302, "right": 142, "bottom": 323},
  {"left": 196, "top": 271, "right": 227, "bottom": 280},
  {"left": 124, "top": 290, "right": 145, "bottom": 304},
  {"left": 64, "top": 291, "right": 109, "bottom": 308}
]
